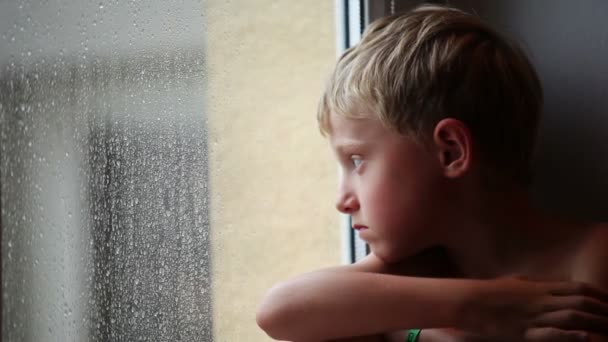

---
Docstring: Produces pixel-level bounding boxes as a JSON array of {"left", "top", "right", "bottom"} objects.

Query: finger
[
  {"left": 534, "top": 310, "right": 608, "bottom": 334},
  {"left": 539, "top": 295, "right": 608, "bottom": 316},
  {"left": 524, "top": 327, "right": 589, "bottom": 342},
  {"left": 550, "top": 282, "right": 608, "bottom": 302}
]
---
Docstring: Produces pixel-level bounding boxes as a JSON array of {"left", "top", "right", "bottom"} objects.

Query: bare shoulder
[{"left": 572, "top": 223, "right": 608, "bottom": 288}]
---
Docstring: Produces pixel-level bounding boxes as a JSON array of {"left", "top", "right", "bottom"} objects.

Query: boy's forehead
[{"left": 327, "top": 112, "right": 389, "bottom": 147}]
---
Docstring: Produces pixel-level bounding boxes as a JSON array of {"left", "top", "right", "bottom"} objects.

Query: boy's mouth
[{"left": 352, "top": 224, "right": 368, "bottom": 231}]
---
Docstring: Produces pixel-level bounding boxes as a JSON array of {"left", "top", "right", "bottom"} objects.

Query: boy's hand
[{"left": 464, "top": 276, "right": 608, "bottom": 341}]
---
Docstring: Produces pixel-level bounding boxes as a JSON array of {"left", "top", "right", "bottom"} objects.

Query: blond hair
[{"left": 318, "top": 5, "right": 542, "bottom": 185}]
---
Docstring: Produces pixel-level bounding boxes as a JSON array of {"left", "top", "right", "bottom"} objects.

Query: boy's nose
[{"left": 335, "top": 192, "right": 359, "bottom": 214}]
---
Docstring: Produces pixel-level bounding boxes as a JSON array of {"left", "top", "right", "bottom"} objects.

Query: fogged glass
[{"left": 1, "top": 1, "right": 211, "bottom": 341}]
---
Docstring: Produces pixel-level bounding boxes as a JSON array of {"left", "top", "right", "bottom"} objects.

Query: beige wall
[{"left": 205, "top": 1, "right": 341, "bottom": 341}]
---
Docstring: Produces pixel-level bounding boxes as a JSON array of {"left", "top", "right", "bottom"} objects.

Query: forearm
[
  {"left": 324, "top": 328, "right": 486, "bottom": 342},
  {"left": 328, "top": 335, "right": 387, "bottom": 342},
  {"left": 278, "top": 334, "right": 386, "bottom": 342},
  {"left": 257, "top": 270, "right": 480, "bottom": 341}
]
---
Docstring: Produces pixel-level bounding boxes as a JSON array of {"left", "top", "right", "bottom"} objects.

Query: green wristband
[{"left": 406, "top": 329, "right": 422, "bottom": 342}]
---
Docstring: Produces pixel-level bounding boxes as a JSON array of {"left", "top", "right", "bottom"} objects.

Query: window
[{"left": 1, "top": 1, "right": 338, "bottom": 340}]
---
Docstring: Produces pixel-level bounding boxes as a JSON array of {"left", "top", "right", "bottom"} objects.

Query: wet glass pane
[
  {"left": 1, "top": 1, "right": 211, "bottom": 340},
  {"left": 2, "top": 1, "right": 338, "bottom": 341}
]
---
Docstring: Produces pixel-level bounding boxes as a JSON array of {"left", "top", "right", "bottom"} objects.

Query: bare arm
[
  {"left": 258, "top": 273, "right": 474, "bottom": 339},
  {"left": 256, "top": 249, "right": 477, "bottom": 341},
  {"left": 257, "top": 243, "right": 608, "bottom": 342}
]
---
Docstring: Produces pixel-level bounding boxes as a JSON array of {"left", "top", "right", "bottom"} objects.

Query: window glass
[{"left": 1, "top": 1, "right": 338, "bottom": 341}]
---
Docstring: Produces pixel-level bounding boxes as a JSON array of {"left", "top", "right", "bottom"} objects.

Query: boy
[{"left": 257, "top": 5, "right": 608, "bottom": 342}]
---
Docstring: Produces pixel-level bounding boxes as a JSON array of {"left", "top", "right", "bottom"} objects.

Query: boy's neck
[{"left": 441, "top": 185, "right": 583, "bottom": 279}]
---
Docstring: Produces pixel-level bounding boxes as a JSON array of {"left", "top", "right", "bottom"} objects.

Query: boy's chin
[
  {"left": 370, "top": 244, "right": 424, "bottom": 264},
  {"left": 372, "top": 243, "right": 446, "bottom": 265}
]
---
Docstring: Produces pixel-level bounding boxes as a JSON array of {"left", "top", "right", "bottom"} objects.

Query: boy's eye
[{"left": 350, "top": 155, "right": 362, "bottom": 167}]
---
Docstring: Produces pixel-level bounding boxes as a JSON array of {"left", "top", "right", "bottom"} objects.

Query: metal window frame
[{"left": 336, "top": 0, "right": 394, "bottom": 264}]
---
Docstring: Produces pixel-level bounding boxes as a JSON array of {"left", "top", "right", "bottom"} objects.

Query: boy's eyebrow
[{"left": 332, "top": 139, "right": 368, "bottom": 154}]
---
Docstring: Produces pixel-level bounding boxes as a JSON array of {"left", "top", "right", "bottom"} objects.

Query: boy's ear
[{"left": 433, "top": 118, "right": 473, "bottom": 179}]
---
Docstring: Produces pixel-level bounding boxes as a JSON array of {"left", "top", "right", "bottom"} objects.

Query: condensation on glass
[{"left": 1, "top": 1, "right": 211, "bottom": 341}]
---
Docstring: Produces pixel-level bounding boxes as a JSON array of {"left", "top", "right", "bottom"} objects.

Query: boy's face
[{"left": 328, "top": 112, "right": 446, "bottom": 263}]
